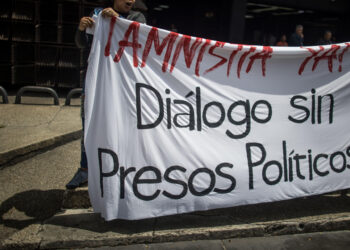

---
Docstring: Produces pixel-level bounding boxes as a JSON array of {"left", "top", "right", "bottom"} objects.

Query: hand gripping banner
[{"left": 84, "top": 15, "right": 350, "bottom": 221}]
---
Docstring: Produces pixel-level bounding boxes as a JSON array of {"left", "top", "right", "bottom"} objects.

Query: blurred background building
[
  {"left": 146, "top": 0, "right": 350, "bottom": 45},
  {"left": 0, "top": 0, "right": 349, "bottom": 91}
]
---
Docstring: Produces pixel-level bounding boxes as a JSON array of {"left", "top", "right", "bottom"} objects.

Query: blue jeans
[{"left": 81, "top": 87, "right": 88, "bottom": 169}]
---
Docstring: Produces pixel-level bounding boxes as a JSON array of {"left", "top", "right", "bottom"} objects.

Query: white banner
[{"left": 85, "top": 15, "right": 350, "bottom": 221}]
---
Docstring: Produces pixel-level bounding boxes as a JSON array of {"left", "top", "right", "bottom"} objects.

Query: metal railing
[
  {"left": 65, "top": 88, "right": 82, "bottom": 106},
  {"left": 0, "top": 86, "right": 9, "bottom": 104},
  {"left": 15, "top": 86, "right": 59, "bottom": 105}
]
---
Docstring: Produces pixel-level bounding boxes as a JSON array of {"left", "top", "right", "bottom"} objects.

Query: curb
[
  {"left": 0, "top": 129, "right": 82, "bottom": 167},
  {"left": 62, "top": 187, "right": 90, "bottom": 209},
  {"left": 2, "top": 210, "right": 350, "bottom": 249}
]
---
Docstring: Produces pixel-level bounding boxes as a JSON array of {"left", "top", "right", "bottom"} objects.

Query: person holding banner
[{"left": 66, "top": 0, "right": 146, "bottom": 189}]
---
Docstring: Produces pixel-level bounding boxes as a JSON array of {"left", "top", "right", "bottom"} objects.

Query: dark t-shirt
[
  {"left": 75, "top": 8, "right": 146, "bottom": 49},
  {"left": 317, "top": 39, "right": 332, "bottom": 45},
  {"left": 289, "top": 33, "right": 304, "bottom": 47}
]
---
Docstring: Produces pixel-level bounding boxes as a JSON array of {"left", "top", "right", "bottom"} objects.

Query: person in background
[
  {"left": 66, "top": 0, "right": 146, "bottom": 189},
  {"left": 289, "top": 25, "right": 304, "bottom": 46},
  {"left": 170, "top": 23, "right": 178, "bottom": 32},
  {"left": 318, "top": 30, "right": 333, "bottom": 45},
  {"left": 276, "top": 34, "right": 288, "bottom": 46}
]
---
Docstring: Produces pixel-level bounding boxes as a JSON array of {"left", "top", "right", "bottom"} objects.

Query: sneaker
[{"left": 66, "top": 168, "right": 88, "bottom": 190}]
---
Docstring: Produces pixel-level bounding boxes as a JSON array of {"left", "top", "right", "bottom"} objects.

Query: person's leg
[
  {"left": 80, "top": 93, "right": 88, "bottom": 170},
  {"left": 80, "top": 144, "right": 88, "bottom": 169},
  {"left": 66, "top": 92, "right": 88, "bottom": 189}
]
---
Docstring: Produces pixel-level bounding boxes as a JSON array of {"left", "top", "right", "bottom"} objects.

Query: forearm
[{"left": 75, "top": 28, "right": 88, "bottom": 49}]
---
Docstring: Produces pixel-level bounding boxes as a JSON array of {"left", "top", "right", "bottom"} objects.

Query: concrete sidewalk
[
  {"left": 0, "top": 95, "right": 82, "bottom": 166},
  {"left": 76, "top": 231, "right": 350, "bottom": 250},
  {"left": 3, "top": 193, "right": 350, "bottom": 249}
]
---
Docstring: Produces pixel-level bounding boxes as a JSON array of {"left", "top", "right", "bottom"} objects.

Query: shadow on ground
[
  {"left": 0, "top": 189, "right": 64, "bottom": 231},
  {"left": 1, "top": 189, "right": 350, "bottom": 237},
  {"left": 45, "top": 193, "right": 350, "bottom": 234}
]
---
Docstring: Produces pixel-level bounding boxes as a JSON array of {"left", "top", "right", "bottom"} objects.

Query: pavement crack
[
  {"left": 3, "top": 106, "right": 63, "bottom": 128},
  {"left": 37, "top": 223, "right": 44, "bottom": 249},
  {"left": 47, "top": 106, "right": 64, "bottom": 126},
  {"left": 220, "top": 240, "right": 227, "bottom": 250}
]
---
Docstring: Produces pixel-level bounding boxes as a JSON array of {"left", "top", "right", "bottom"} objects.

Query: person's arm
[
  {"left": 128, "top": 11, "right": 146, "bottom": 24},
  {"left": 75, "top": 29, "right": 88, "bottom": 49},
  {"left": 133, "top": 12, "right": 146, "bottom": 24},
  {"left": 75, "top": 16, "right": 95, "bottom": 49}
]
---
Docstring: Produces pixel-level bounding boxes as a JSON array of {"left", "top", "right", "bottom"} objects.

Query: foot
[{"left": 66, "top": 168, "right": 88, "bottom": 190}]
